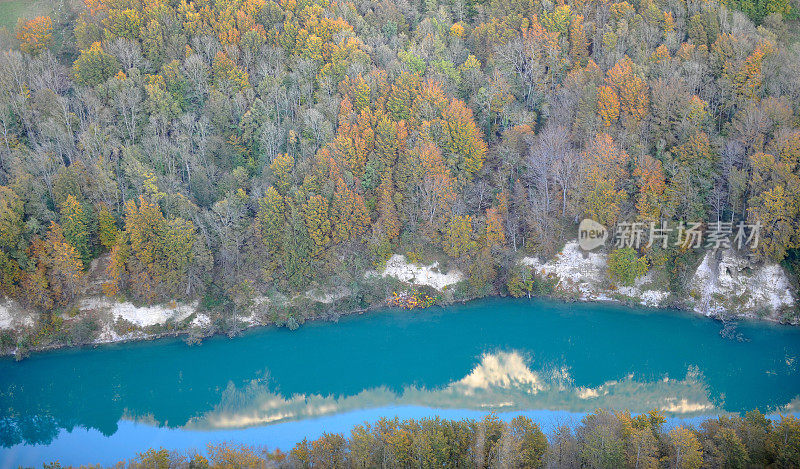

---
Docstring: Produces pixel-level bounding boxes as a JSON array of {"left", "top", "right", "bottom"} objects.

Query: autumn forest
[{"left": 0, "top": 0, "right": 799, "bottom": 327}]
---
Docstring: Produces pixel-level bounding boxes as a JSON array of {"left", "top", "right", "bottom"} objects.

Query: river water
[{"left": 1, "top": 298, "right": 799, "bottom": 466}]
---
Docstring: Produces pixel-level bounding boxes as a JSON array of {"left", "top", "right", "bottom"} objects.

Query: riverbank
[
  {"left": 3, "top": 296, "right": 800, "bottom": 466},
  {"left": 1, "top": 240, "right": 797, "bottom": 358}
]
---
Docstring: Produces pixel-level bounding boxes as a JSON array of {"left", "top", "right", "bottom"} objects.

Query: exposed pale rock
[
  {"left": 690, "top": 249, "right": 794, "bottom": 317},
  {"left": 519, "top": 241, "right": 793, "bottom": 317},
  {"left": 79, "top": 297, "right": 197, "bottom": 328},
  {"left": 521, "top": 241, "right": 607, "bottom": 299},
  {"left": 617, "top": 273, "right": 671, "bottom": 307},
  {"left": 380, "top": 254, "right": 464, "bottom": 291},
  {"left": 0, "top": 298, "right": 35, "bottom": 329},
  {"left": 521, "top": 241, "right": 671, "bottom": 307},
  {"left": 0, "top": 302, "right": 13, "bottom": 330},
  {"left": 191, "top": 314, "right": 212, "bottom": 329}
]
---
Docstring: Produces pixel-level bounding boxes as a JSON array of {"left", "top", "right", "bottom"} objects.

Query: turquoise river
[{"left": 1, "top": 298, "right": 800, "bottom": 466}]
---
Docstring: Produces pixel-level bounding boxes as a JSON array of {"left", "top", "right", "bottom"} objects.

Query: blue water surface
[{"left": 1, "top": 298, "right": 799, "bottom": 466}]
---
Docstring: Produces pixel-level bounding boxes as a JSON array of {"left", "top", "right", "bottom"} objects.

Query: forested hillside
[{"left": 0, "top": 0, "right": 798, "bottom": 318}]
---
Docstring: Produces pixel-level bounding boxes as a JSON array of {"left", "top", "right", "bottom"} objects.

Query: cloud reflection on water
[{"left": 185, "top": 351, "right": 716, "bottom": 430}]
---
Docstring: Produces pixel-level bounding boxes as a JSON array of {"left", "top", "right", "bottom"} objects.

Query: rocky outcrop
[
  {"left": 521, "top": 242, "right": 608, "bottom": 299},
  {"left": 521, "top": 241, "right": 671, "bottom": 307},
  {"left": 79, "top": 297, "right": 197, "bottom": 328},
  {"left": 378, "top": 254, "right": 464, "bottom": 291},
  {"left": 689, "top": 249, "right": 795, "bottom": 319},
  {"left": 0, "top": 298, "right": 35, "bottom": 330},
  {"left": 520, "top": 241, "right": 795, "bottom": 319}
]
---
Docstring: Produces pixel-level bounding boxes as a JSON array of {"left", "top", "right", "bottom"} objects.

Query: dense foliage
[
  {"left": 50, "top": 411, "right": 800, "bottom": 468},
  {"left": 608, "top": 246, "right": 649, "bottom": 285},
  {"left": 0, "top": 0, "right": 799, "bottom": 314}
]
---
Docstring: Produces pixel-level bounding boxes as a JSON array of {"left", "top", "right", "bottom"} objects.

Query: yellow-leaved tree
[{"left": 17, "top": 16, "right": 53, "bottom": 54}]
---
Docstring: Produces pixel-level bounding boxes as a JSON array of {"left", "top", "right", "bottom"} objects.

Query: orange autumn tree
[
  {"left": 332, "top": 95, "right": 374, "bottom": 182},
  {"left": 24, "top": 222, "right": 87, "bottom": 310},
  {"left": 212, "top": 51, "right": 250, "bottom": 92},
  {"left": 604, "top": 56, "right": 650, "bottom": 129},
  {"left": 675, "top": 131, "right": 712, "bottom": 163},
  {"left": 331, "top": 178, "right": 370, "bottom": 244},
  {"left": 633, "top": 154, "right": 667, "bottom": 222},
  {"left": 519, "top": 15, "right": 565, "bottom": 99},
  {"left": 579, "top": 133, "right": 630, "bottom": 227},
  {"left": 569, "top": 15, "right": 588, "bottom": 64},
  {"left": 436, "top": 99, "right": 487, "bottom": 180},
  {"left": 332, "top": 73, "right": 488, "bottom": 182},
  {"left": 307, "top": 71, "right": 487, "bottom": 250},
  {"left": 374, "top": 171, "right": 400, "bottom": 242},
  {"left": 733, "top": 41, "right": 774, "bottom": 102},
  {"left": 484, "top": 207, "right": 506, "bottom": 250},
  {"left": 17, "top": 16, "right": 53, "bottom": 54},
  {"left": 386, "top": 72, "right": 420, "bottom": 122},
  {"left": 597, "top": 85, "right": 620, "bottom": 127},
  {"left": 83, "top": 0, "right": 108, "bottom": 16}
]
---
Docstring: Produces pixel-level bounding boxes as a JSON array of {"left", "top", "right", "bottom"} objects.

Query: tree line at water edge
[{"left": 40, "top": 410, "right": 800, "bottom": 468}]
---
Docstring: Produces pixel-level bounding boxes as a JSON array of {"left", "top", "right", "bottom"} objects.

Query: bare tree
[{"left": 105, "top": 38, "right": 146, "bottom": 71}]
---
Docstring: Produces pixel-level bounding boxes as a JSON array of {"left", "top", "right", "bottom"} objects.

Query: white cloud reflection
[
  {"left": 455, "top": 351, "right": 545, "bottom": 394},
  {"left": 182, "top": 351, "right": 717, "bottom": 430}
]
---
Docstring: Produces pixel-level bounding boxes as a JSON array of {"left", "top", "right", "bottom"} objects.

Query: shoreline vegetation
[
  {"left": 0, "top": 275, "right": 791, "bottom": 360},
  {"left": 37, "top": 411, "right": 800, "bottom": 468},
  {"left": 2, "top": 236, "right": 799, "bottom": 359},
  {"left": 2, "top": 237, "right": 797, "bottom": 359}
]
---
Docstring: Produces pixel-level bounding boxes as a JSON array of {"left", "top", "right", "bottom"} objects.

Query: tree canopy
[{"left": 0, "top": 0, "right": 796, "bottom": 314}]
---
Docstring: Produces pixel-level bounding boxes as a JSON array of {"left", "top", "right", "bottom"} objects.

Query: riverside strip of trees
[
  {"left": 49, "top": 411, "right": 800, "bottom": 468},
  {"left": 0, "top": 0, "right": 799, "bottom": 323}
]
